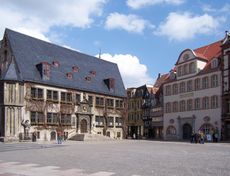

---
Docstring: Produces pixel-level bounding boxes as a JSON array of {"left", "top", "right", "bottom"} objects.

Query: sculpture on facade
[{"left": 21, "top": 119, "right": 31, "bottom": 140}]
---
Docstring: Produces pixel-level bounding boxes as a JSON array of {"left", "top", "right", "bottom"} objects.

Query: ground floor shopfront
[
  {"left": 127, "top": 125, "right": 143, "bottom": 139},
  {"left": 164, "top": 110, "right": 222, "bottom": 141}
]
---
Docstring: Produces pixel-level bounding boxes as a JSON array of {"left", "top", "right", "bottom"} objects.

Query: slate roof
[{"left": 3, "top": 29, "right": 126, "bottom": 98}]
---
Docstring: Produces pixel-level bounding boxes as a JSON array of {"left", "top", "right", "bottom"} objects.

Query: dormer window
[
  {"left": 90, "top": 70, "right": 96, "bottom": 76},
  {"left": 85, "top": 76, "right": 91, "bottom": 82},
  {"left": 52, "top": 61, "right": 60, "bottom": 67},
  {"left": 104, "top": 78, "right": 115, "bottom": 92},
  {"left": 66, "top": 72, "right": 73, "bottom": 79},
  {"left": 36, "top": 62, "right": 51, "bottom": 80},
  {"left": 72, "top": 66, "right": 79, "bottom": 72},
  {"left": 211, "top": 58, "right": 218, "bottom": 69}
]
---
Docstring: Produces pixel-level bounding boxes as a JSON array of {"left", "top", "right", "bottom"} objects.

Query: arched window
[{"left": 166, "top": 126, "right": 176, "bottom": 135}]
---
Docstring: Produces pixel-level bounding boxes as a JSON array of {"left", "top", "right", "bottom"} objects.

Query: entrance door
[
  {"left": 226, "top": 122, "right": 230, "bottom": 140},
  {"left": 50, "top": 131, "right": 56, "bottom": 141},
  {"left": 183, "top": 124, "right": 192, "bottom": 140},
  {"left": 80, "top": 119, "right": 87, "bottom": 133}
]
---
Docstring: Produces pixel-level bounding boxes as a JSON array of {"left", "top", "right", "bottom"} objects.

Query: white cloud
[
  {"left": 155, "top": 12, "right": 223, "bottom": 41},
  {"left": 105, "top": 13, "right": 153, "bottom": 33},
  {"left": 0, "top": 0, "right": 107, "bottom": 40},
  {"left": 98, "top": 53, "right": 154, "bottom": 88},
  {"left": 127, "top": 0, "right": 184, "bottom": 9}
]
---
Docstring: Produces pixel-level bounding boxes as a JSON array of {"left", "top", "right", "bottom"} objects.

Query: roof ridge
[{"left": 5, "top": 28, "right": 117, "bottom": 66}]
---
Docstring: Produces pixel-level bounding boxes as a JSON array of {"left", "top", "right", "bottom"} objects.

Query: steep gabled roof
[
  {"left": 193, "top": 40, "right": 222, "bottom": 61},
  {"left": 4, "top": 29, "right": 126, "bottom": 97},
  {"left": 154, "top": 73, "right": 169, "bottom": 88}
]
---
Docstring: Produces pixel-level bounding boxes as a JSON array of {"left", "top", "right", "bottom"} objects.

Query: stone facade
[
  {"left": 0, "top": 29, "right": 126, "bottom": 142},
  {"left": 163, "top": 42, "right": 222, "bottom": 140},
  {"left": 221, "top": 31, "right": 230, "bottom": 140}
]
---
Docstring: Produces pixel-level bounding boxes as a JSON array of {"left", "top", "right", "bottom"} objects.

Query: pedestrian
[
  {"left": 57, "top": 131, "right": 62, "bottom": 144},
  {"left": 199, "top": 131, "right": 205, "bottom": 144},
  {"left": 190, "top": 131, "right": 195, "bottom": 143},
  {"left": 133, "top": 133, "right": 136, "bottom": 140}
]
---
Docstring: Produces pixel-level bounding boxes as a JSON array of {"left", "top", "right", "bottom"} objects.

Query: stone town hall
[{"left": 0, "top": 29, "right": 126, "bottom": 142}]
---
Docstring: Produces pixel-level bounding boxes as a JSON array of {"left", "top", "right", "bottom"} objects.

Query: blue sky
[{"left": 0, "top": 0, "right": 229, "bottom": 88}]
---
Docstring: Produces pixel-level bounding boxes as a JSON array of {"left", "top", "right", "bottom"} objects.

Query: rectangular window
[
  {"left": 187, "top": 99, "right": 193, "bottom": 111},
  {"left": 187, "top": 80, "right": 193, "bottom": 92},
  {"left": 106, "top": 98, "right": 114, "bottom": 108},
  {"left": 30, "top": 112, "right": 36, "bottom": 124},
  {"left": 61, "top": 92, "right": 72, "bottom": 103},
  {"left": 115, "top": 117, "right": 122, "bottom": 127},
  {"left": 195, "top": 78, "right": 200, "bottom": 90},
  {"left": 95, "top": 116, "right": 104, "bottom": 126},
  {"left": 76, "top": 94, "right": 81, "bottom": 104},
  {"left": 47, "top": 90, "right": 58, "bottom": 101},
  {"left": 202, "top": 97, "right": 209, "bottom": 109},
  {"left": 165, "top": 85, "right": 171, "bottom": 96},
  {"left": 211, "top": 75, "right": 218, "bottom": 87},
  {"left": 30, "top": 111, "right": 44, "bottom": 125},
  {"left": 202, "top": 77, "right": 209, "bottom": 89},
  {"left": 108, "top": 116, "right": 114, "bottom": 127},
  {"left": 211, "top": 96, "right": 218, "bottom": 108},
  {"left": 180, "top": 101, "right": 186, "bottom": 112},
  {"left": 172, "top": 84, "right": 178, "bottom": 95},
  {"left": 179, "top": 82, "right": 185, "bottom": 93},
  {"left": 88, "top": 95, "right": 93, "bottom": 106},
  {"left": 195, "top": 98, "right": 200, "bottom": 110},
  {"left": 172, "top": 102, "right": 178, "bottom": 112},
  {"left": 47, "top": 113, "right": 59, "bottom": 125},
  {"left": 96, "top": 97, "right": 104, "bottom": 106},
  {"left": 31, "top": 88, "right": 43, "bottom": 99}
]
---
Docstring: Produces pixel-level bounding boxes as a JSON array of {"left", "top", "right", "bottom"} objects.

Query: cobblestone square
[{"left": 0, "top": 140, "right": 229, "bottom": 176}]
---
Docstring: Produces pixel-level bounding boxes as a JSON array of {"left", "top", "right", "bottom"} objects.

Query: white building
[{"left": 163, "top": 40, "right": 222, "bottom": 140}]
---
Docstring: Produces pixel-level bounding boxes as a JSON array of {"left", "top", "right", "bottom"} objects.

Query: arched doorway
[
  {"left": 80, "top": 119, "right": 87, "bottom": 133},
  {"left": 183, "top": 123, "right": 192, "bottom": 140},
  {"left": 50, "top": 131, "right": 56, "bottom": 141}
]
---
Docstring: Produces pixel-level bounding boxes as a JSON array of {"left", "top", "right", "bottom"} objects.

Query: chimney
[{"left": 158, "top": 73, "right": 161, "bottom": 79}]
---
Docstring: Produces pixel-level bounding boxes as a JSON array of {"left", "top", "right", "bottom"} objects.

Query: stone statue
[{"left": 21, "top": 120, "right": 31, "bottom": 140}]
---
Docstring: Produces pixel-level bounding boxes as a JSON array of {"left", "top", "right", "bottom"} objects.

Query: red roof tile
[{"left": 194, "top": 40, "right": 222, "bottom": 61}]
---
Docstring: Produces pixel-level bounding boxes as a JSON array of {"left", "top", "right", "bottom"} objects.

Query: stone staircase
[{"left": 69, "top": 133, "right": 115, "bottom": 141}]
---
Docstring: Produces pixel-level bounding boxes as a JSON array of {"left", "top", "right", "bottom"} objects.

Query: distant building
[
  {"left": 163, "top": 39, "right": 222, "bottom": 140},
  {"left": 126, "top": 85, "right": 153, "bottom": 139},
  {"left": 0, "top": 29, "right": 126, "bottom": 142},
  {"left": 221, "top": 31, "right": 230, "bottom": 141},
  {"left": 143, "top": 74, "right": 168, "bottom": 139}
]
